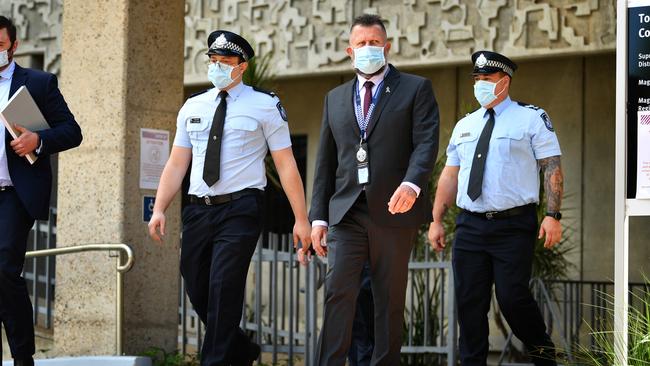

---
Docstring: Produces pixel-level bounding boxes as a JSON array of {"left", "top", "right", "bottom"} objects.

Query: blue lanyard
[{"left": 354, "top": 79, "right": 384, "bottom": 140}]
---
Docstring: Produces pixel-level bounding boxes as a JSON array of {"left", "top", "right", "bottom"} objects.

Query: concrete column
[{"left": 55, "top": 0, "right": 184, "bottom": 355}]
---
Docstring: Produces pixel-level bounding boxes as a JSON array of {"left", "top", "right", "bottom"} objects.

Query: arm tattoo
[{"left": 538, "top": 156, "right": 563, "bottom": 212}]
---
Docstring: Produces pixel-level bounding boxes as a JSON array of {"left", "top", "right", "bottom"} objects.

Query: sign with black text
[{"left": 629, "top": 1, "right": 650, "bottom": 198}]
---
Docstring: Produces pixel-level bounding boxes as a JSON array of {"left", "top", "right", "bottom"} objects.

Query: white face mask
[
  {"left": 0, "top": 49, "right": 9, "bottom": 68},
  {"left": 353, "top": 45, "right": 386, "bottom": 75},
  {"left": 473, "top": 77, "right": 507, "bottom": 107},
  {"left": 207, "top": 62, "right": 240, "bottom": 89}
]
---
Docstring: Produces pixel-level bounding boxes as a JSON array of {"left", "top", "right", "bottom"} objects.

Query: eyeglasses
[{"left": 205, "top": 59, "right": 240, "bottom": 69}]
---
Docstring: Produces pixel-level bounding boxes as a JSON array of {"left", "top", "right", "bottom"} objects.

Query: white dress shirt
[
  {"left": 0, "top": 61, "right": 15, "bottom": 187},
  {"left": 174, "top": 82, "right": 292, "bottom": 196},
  {"left": 312, "top": 67, "right": 421, "bottom": 228}
]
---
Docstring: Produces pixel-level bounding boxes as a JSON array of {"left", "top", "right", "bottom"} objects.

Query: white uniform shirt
[
  {"left": 174, "top": 82, "right": 292, "bottom": 197},
  {"left": 446, "top": 96, "right": 562, "bottom": 212},
  {"left": 0, "top": 61, "right": 15, "bottom": 186}
]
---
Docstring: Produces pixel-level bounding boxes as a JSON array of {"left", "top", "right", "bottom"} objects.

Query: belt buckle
[
  {"left": 485, "top": 211, "right": 497, "bottom": 220},
  {"left": 204, "top": 196, "right": 212, "bottom": 206}
]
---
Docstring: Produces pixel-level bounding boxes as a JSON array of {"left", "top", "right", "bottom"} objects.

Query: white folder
[{"left": 0, "top": 86, "right": 50, "bottom": 164}]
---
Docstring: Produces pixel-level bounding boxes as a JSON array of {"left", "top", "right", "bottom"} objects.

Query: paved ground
[{"left": 0, "top": 327, "right": 506, "bottom": 365}]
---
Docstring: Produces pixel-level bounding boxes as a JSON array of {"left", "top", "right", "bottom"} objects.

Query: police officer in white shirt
[
  {"left": 428, "top": 51, "right": 563, "bottom": 365},
  {"left": 148, "top": 30, "right": 311, "bottom": 366}
]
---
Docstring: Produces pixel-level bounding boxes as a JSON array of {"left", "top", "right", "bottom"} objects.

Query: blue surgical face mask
[
  {"left": 353, "top": 46, "right": 386, "bottom": 75},
  {"left": 473, "top": 77, "right": 507, "bottom": 107},
  {"left": 207, "top": 62, "right": 240, "bottom": 89},
  {"left": 0, "top": 49, "right": 9, "bottom": 68}
]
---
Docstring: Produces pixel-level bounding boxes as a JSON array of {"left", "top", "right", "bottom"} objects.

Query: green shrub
[
  {"left": 141, "top": 347, "right": 199, "bottom": 366},
  {"left": 573, "top": 281, "right": 650, "bottom": 365}
]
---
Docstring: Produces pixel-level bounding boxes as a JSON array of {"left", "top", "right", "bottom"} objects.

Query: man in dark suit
[
  {"left": 307, "top": 14, "right": 439, "bottom": 365},
  {"left": 0, "top": 16, "right": 82, "bottom": 366}
]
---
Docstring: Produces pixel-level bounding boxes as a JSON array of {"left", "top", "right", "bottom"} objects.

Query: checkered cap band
[
  {"left": 484, "top": 60, "right": 513, "bottom": 76},
  {"left": 210, "top": 40, "right": 247, "bottom": 59}
]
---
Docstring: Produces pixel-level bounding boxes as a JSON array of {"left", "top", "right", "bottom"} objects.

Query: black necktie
[
  {"left": 467, "top": 108, "right": 495, "bottom": 201},
  {"left": 203, "top": 90, "right": 228, "bottom": 186}
]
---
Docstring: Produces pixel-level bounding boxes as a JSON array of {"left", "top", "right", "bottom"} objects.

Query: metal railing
[
  {"left": 543, "top": 279, "right": 648, "bottom": 354},
  {"left": 24, "top": 207, "right": 58, "bottom": 331},
  {"left": 24, "top": 243, "right": 134, "bottom": 355},
  {"left": 497, "top": 278, "right": 575, "bottom": 365},
  {"left": 178, "top": 232, "right": 457, "bottom": 365},
  {"left": 177, "top": 233, "right": 324, "bottom": 363},
  {"left": 498, "top": 278, "right": 649, "bottom": 365},
  {"left": 21, "top": 208, "right": 135, "bottom": 354}
]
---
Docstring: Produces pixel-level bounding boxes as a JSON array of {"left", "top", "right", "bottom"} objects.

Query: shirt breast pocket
[
  {"left": 224, "top": 117, "right": 259, "bottom": 153},
  {"left": 186, "top": 118, "right": 210, "bottom": 156},
  {"left": 455, "top": 134, "right": 479, "bottom": 162},
  {"left": 493, "top": 129, "right": 525, "bottom": 163}
]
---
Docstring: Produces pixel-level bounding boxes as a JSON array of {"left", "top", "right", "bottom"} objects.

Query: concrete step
[{"left": 2, "top": 356, "right": 151, "bottom": 366}]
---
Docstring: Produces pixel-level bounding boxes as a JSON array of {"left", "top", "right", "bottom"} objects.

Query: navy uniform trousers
[
  {"left": 0, "top": 188, "right": 36, "bottom": 360},
  {"left": 452, "top": 206, "right": 556, "bottom": 366},
  {"left": 180, "top": 192, "right": 262, "bottom": 366}
]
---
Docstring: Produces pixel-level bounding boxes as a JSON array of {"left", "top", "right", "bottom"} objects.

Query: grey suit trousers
[{"left": 316, "top": 194, "right": 417, "bottom": 366}]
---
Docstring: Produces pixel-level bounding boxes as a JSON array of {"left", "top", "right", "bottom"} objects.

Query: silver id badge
[{"left": 357, "top": 142, "right": 369, "bottom": 185}]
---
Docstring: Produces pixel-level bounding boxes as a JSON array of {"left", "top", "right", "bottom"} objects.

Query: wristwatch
[{"left": 545, "top": 211, "right": 562, "bottom": 220}]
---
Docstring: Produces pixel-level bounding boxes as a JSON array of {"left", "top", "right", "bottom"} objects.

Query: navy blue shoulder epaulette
[
  {"left": 188, "top": 89, "right": 209, "bottom": 99},
  {"left": 252, "top": 86, "right": 277, "bottom": 98},
  {"left": 517, "top": 102, "right": 541, "bottom": 111},
  {"left": 466, "top": 106, "right": 481, "bottom": 116}
]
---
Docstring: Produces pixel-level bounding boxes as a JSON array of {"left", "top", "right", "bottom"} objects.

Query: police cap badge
[
  {"left": 206, "top": 30, "right": 255, "bottom": 61},
  {"left": 471, "top": 50, "right": 517, "bottom": 77}
]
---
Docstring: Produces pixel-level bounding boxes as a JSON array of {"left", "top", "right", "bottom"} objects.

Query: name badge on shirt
[
  {"left": 189, "top": 117, "right": 201, "bottom": 124},
  {"left": 357, "top": 142, "right": 369, "bottom": 185}
]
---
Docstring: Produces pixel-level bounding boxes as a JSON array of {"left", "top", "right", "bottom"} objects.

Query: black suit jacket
[
  {"left": 310, "top": 65, "right": 439, "bottom": 228},
  {"left": 5, "top": 64, "right": 82, "bottom": 220}
]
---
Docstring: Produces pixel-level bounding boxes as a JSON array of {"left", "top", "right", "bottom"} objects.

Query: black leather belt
[
  {"left": 463, "top": 203, "right": 535, "bottom": 220},
  {"left": 189, "top": 188, "right": 261, "bottom": 206},
  {"left": 0, "top": 186, "right": 14, "bottom": 192}
]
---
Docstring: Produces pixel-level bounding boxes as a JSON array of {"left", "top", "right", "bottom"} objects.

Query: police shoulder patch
[
  {"left": 517, "top": 102, "right": 541, "bottom": 111},
  {"left": 276, "top": 101, "right": 288, "bottom": 122},
  {"left": 188, "top": 89, "right": 209, "bottom": 99},
  {"left": 252, "top": 86, "right": 277, "bottom": 98},
  {"left": 540, "top": 111, "right": 554, "bottom": 132}
]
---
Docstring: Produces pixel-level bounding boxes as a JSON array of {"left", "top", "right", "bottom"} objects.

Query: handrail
[{"left": 25, "top": 243, "right": 134, "bottom": 355}]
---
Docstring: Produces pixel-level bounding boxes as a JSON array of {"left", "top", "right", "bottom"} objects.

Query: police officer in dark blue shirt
[{"left": 429, "top": 51, "right": 563, "bottom": 365}]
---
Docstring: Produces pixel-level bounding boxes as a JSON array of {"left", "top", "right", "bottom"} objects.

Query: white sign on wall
[
  {"left": 139, "top": 128, "right": 170, "bottom": 190},
  {"left": 638, "top": 111, "right": 650, "bottom": 198}
]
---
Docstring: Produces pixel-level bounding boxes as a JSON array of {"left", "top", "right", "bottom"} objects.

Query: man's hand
[
  {"left": 388, "top": 185, "right": 417, "bottom": 214},
  {"left": 148, "top": 211, "right": 166, "bottom": 243},
  {"left": 293, "top": 219, "right": 312, "bottom": 251},
  {"left": 310, "top": 225, "right": 328, "bottom": 257},
  {"left": 428, "top": 221, "right": 446, "bottom": 252},
  {"left": 10, "top": 125, "right": 40, "bottom": 157},
  {"left": 538, "top": 216, "right": 562, "bottom": 249},
  {"left": 296, "top": 247, "right": 312, "bottom": 267}
]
